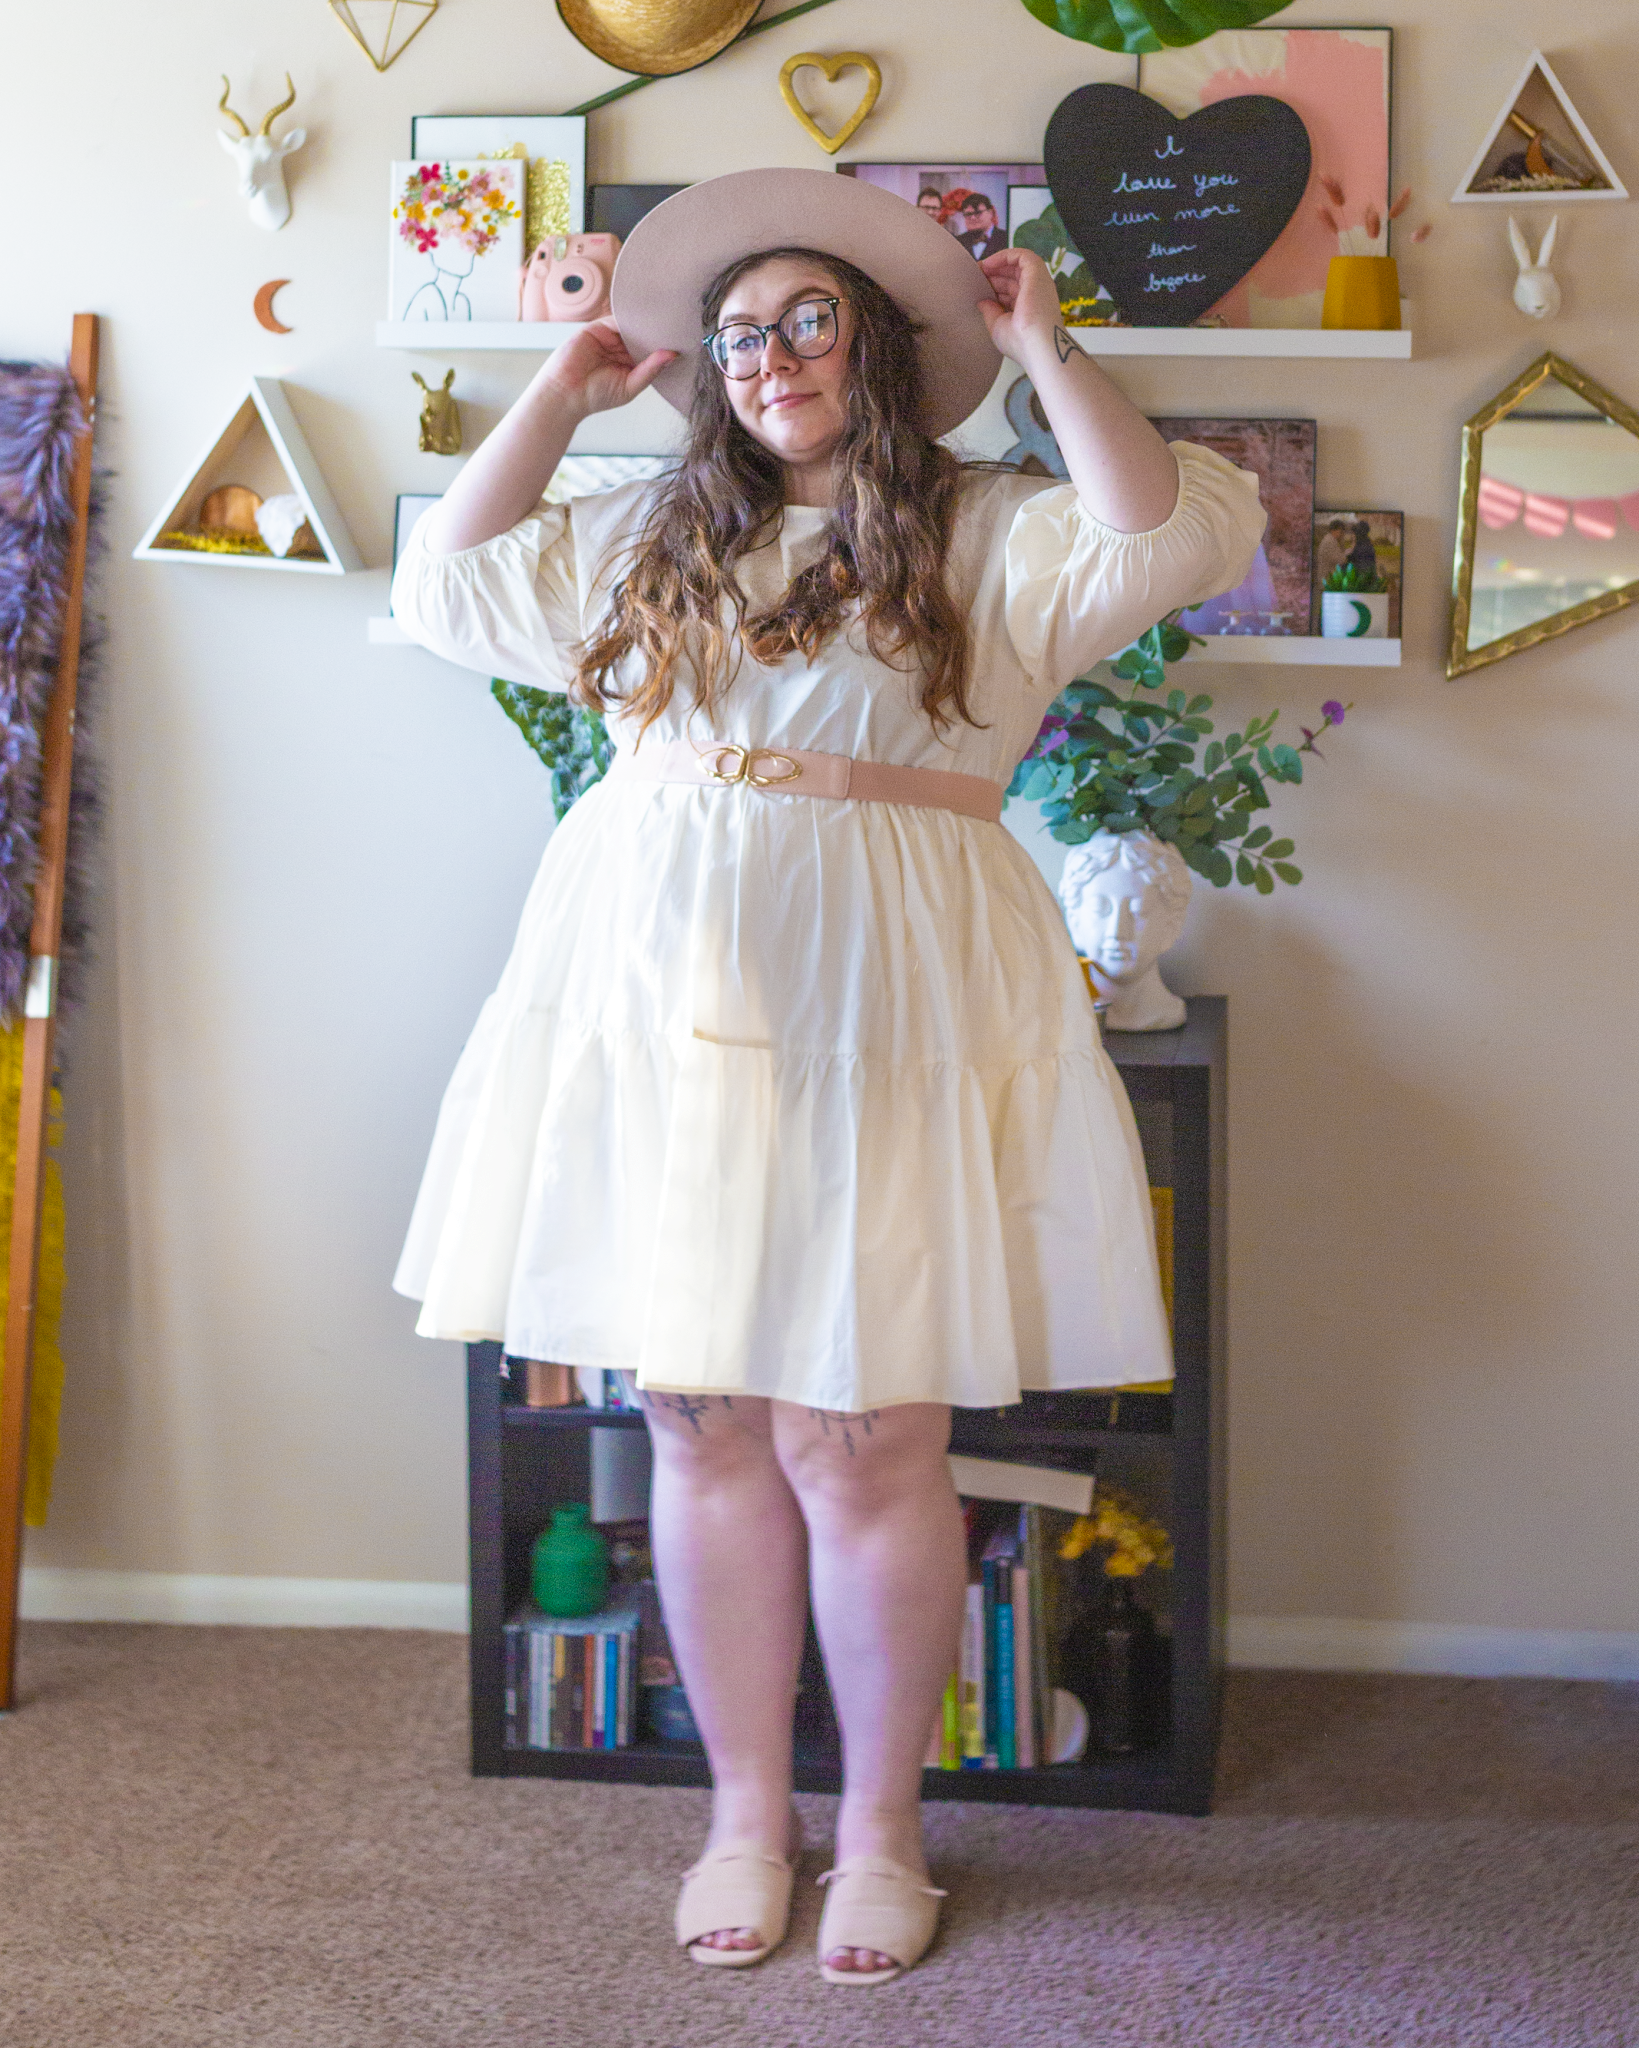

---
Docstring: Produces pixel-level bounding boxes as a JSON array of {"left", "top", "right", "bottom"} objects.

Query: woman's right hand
[{"left": 540, "top": 318, "right": 677, "bottom": 418}]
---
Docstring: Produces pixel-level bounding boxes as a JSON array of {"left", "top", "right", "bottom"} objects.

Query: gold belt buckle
[
  {"left": 703, "top": 743, "right": 750, "bottom": 784},
  {"left": 701, "top": 745, "right": 802, "bottom": 789}
]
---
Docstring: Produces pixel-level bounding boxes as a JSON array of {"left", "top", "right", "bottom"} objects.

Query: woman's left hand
[{"left": 977, "top": 248, "right": 1064, "bottom": 363}]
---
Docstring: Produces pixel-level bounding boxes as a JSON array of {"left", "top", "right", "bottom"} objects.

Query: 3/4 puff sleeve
[
  {"left": 1002, "top": 443, "right": 1267, "bottom": 695},
  {"left": 390, "top": 500, "right": 583, "bottom": 691}
]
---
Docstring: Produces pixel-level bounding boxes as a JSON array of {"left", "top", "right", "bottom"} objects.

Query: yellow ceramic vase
[{"left": 1321, "top": 255, "right": 1401, "bottom": 331}]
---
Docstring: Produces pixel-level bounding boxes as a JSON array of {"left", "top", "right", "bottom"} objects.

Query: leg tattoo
[
  {"left": 807, "top": 1408, "right": 882, "bottom": 1458},
  {"left": 638, "top": 1391, "right": 719, "bottom": 1436}
]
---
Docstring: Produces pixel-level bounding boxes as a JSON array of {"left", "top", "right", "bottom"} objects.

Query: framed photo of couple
[{"left": 839, "top": 162, "right": 1045, "bottom": 262}]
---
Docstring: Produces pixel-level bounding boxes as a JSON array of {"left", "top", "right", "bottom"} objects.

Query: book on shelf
[
  {"left": 932, "top": 1484, "right": 1086, "bottom": 1773},
  {"left": 948, "top": 1454, "right": 1094, "bottom": 1516},
  {"left": 503, "top": 1595, "right": 643, "bottom": 1751}
]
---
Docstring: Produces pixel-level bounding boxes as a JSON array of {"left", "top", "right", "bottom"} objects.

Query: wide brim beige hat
[
  {"left": 556, "top": 0, "right": 760, "bottom": 78},
  {"left": 610, "top": 168, "right": 1003, "bottom": 439}
]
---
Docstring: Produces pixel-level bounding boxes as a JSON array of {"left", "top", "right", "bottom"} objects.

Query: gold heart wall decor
[{"left": 778, "top": 51, "right": 881, "bottom": 156}]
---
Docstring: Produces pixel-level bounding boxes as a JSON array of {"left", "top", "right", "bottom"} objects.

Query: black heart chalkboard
[{"left": 1045, "top": 83, "right": 1311, "bottom": 328}]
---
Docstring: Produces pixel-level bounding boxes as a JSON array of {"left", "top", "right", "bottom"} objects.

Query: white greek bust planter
[
  {"left": 1057, "top": 830, "right": 1192, "bottom": 1032},
  {"left": 1320, "top": 589, "right": 1390, "bottom": 639}
]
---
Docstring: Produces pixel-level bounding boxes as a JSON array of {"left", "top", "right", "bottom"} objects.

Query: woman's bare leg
[
  {"left": 771, "top": 1400, "right": 966, "bottom": 1975},
  {"left": 640, "top": 1388, "right": 809, "bottom": 1953}
]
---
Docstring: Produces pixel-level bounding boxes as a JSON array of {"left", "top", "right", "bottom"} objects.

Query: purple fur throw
[{"left": 0, "top": 361, "right": 101, "bottom": 1030}]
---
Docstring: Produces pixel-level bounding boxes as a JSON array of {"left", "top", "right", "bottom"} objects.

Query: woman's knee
[
  {"left": 640, "top": 1388, "right": 777, "bottom": 1483},
  {"left": 771, "top": 1401, "right": 952, "bottom": 1515}
]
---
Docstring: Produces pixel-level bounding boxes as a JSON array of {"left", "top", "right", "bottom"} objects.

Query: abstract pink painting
[{"left": 1140, "top": 29, "right": 1392, "bottom": 329}]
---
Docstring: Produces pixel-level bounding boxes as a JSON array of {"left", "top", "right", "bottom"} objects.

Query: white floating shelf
[
  {"left": 376, "top": 321, "right": 586, "bottom": 350},
  {"left": 368, "top": 617, "right": 414, "bottom": 643},
  {"left": 1071, "top": 321, "right": 1412, "bottom": 360},
  {"left": 377, "top": 319, "right": 1414, "bottom": 359},
  {"left": 1182, "top": 636, "right": 1401, "bottom": 666}
]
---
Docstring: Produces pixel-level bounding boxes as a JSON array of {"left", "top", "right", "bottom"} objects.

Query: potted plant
[{"left": 1320, "top": 559, "right": 1392, "bottom": 639}]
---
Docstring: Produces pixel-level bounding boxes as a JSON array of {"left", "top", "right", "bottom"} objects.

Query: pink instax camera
[{"left": 518, "top": 233, "right": 622, "bottom": 322}]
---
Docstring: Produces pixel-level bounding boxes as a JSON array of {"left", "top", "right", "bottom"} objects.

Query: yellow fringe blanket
[{"left": 0, "top": 1019, "right": 65, "bottom": 1524}]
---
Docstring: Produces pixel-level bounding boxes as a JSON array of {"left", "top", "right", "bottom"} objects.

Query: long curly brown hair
[{"left": 574, "top": 247, "right": 976, "bottom": 736}]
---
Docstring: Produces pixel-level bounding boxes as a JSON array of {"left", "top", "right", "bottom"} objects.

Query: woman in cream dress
[{"left": 392, "top": 169, "right": 1263, "bottom": 1984}]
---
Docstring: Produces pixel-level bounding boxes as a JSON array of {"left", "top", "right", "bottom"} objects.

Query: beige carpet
[{"left": 4, "top": 1624, "right": 1637, "bottom": 2047}]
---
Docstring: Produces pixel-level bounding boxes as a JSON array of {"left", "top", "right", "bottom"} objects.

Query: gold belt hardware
[{"left": 702, "top": 744, "right": 803, "bottom": 788}]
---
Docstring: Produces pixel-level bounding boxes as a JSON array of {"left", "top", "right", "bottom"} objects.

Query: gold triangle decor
[{"left": 330, "top": 0, "right": 439, "bottom": 73}]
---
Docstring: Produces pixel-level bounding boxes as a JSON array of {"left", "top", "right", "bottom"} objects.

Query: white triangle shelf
[
  {"left": 1452, "top": 51, "right": 1627, "bottom": 204},
  {"left": 133, "top": 378, "right": 362, "bottom": 574}
]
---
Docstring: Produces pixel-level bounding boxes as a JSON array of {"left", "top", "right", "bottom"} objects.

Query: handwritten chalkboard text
[{"left": 1045, "top": 83, "right": 1313, "bottom": 327}]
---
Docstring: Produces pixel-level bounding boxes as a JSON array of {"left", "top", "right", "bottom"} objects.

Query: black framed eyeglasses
[{"left": 703, "top": 297, "right": 841, "bottom": 378}]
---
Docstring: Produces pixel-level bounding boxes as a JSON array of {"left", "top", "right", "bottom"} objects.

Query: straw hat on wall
[{"left": 556, "top": 0, "right": 762, "bottom": 76}]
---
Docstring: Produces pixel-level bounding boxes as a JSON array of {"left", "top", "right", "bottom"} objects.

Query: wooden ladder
[{"left": 0, "top": 312, "right": 100, "bottom": 1710}]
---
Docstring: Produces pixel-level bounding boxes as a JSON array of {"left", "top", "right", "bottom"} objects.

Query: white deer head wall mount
[{"left": 217, "top": 76, "right": 306, "bottom": 232}]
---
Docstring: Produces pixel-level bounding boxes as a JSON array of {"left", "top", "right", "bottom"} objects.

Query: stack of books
[{"left": 504, "top": 1596, "right": 642, "bottom": 1750}]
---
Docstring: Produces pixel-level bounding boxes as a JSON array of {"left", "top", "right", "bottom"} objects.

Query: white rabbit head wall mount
[{"left": 1509, "top": 215, "right": 1561, "bottom": 320}]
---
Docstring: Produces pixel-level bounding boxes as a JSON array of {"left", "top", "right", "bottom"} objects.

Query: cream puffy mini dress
[{"left": 392, "top": 450, "right": 1263, "bottom": 1411}]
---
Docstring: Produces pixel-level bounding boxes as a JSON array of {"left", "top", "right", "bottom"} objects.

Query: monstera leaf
[{"left": 1020, "top": 0, "right": 1293, "bottom": 55}]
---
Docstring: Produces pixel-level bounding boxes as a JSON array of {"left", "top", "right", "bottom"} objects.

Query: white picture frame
[
  {"left": 389, "top": 159, "right": 525, "bottom": 323},
  {"left": 410, "top": 115, "right": 588, "bottom": 244},
  {"left": 393, "top": 493, "right": 442, "bottom": 571}
]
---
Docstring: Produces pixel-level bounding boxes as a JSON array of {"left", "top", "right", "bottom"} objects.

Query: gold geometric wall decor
[{"left": 331, "top": 0, "right": 439, "bottom": 73}]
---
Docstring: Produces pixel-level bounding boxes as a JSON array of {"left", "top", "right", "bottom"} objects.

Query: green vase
[{"left": 531, "top": 1504, "right": 608, "bottom": 1617}]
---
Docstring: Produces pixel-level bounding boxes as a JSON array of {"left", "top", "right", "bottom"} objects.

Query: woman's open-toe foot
[
  {"left": 676, "top": 1841, "right": 797, "bottom": 1968},
  {"left": 816, "top": 1855, "right": 947, "bottom": 1986}
]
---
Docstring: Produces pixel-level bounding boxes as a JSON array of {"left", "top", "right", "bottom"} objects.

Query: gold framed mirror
[{"left": 1448, "top": 351, "right": 1639, "bottom": 678}]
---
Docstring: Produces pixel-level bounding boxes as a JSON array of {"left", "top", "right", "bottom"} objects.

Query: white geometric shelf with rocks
[{"left": 133, "top": 378, "right": 361, "bottom": 575}]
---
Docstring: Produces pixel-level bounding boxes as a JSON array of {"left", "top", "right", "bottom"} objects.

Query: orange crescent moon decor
[{"left": 253, "top": 280, "right": 293, "bottom": 334}]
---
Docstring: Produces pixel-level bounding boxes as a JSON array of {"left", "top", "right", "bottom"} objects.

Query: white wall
[{"left": 9, "top": 0, "right": 1639, "bottom": 1665}]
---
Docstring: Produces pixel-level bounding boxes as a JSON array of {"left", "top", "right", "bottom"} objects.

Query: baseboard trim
[
  {"left": 19, "top": 1567, "right": 469, "bottom": 1633},
  {"left": 1229, "top": 1615, "right": 1639, "bottom": 1682}
]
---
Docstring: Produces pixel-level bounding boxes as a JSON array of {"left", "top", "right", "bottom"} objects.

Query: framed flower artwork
[
  {"left": 389, "top": 160, "right": 525, "bottom": 322},
  {"left": 410, "top": 116, "right": 587, "bottom": 247}
]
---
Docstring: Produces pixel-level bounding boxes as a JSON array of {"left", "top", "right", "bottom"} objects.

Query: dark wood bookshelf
[{"left": 467, "top": 996, "right": 1227, "bottom": 1816}]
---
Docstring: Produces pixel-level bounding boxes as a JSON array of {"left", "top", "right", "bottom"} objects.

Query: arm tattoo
[{"left": 1053, "top": 325, "right": 1086, "bottom": 364}]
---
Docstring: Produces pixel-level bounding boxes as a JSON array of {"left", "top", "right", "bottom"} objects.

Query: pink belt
[{"left": 606, "top": 741, "right": 1004, "bottom": 824}]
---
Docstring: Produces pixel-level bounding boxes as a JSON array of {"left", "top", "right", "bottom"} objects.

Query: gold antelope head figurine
[{"left": 412, "top": 369, "right": 461, "bottom": 455}]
